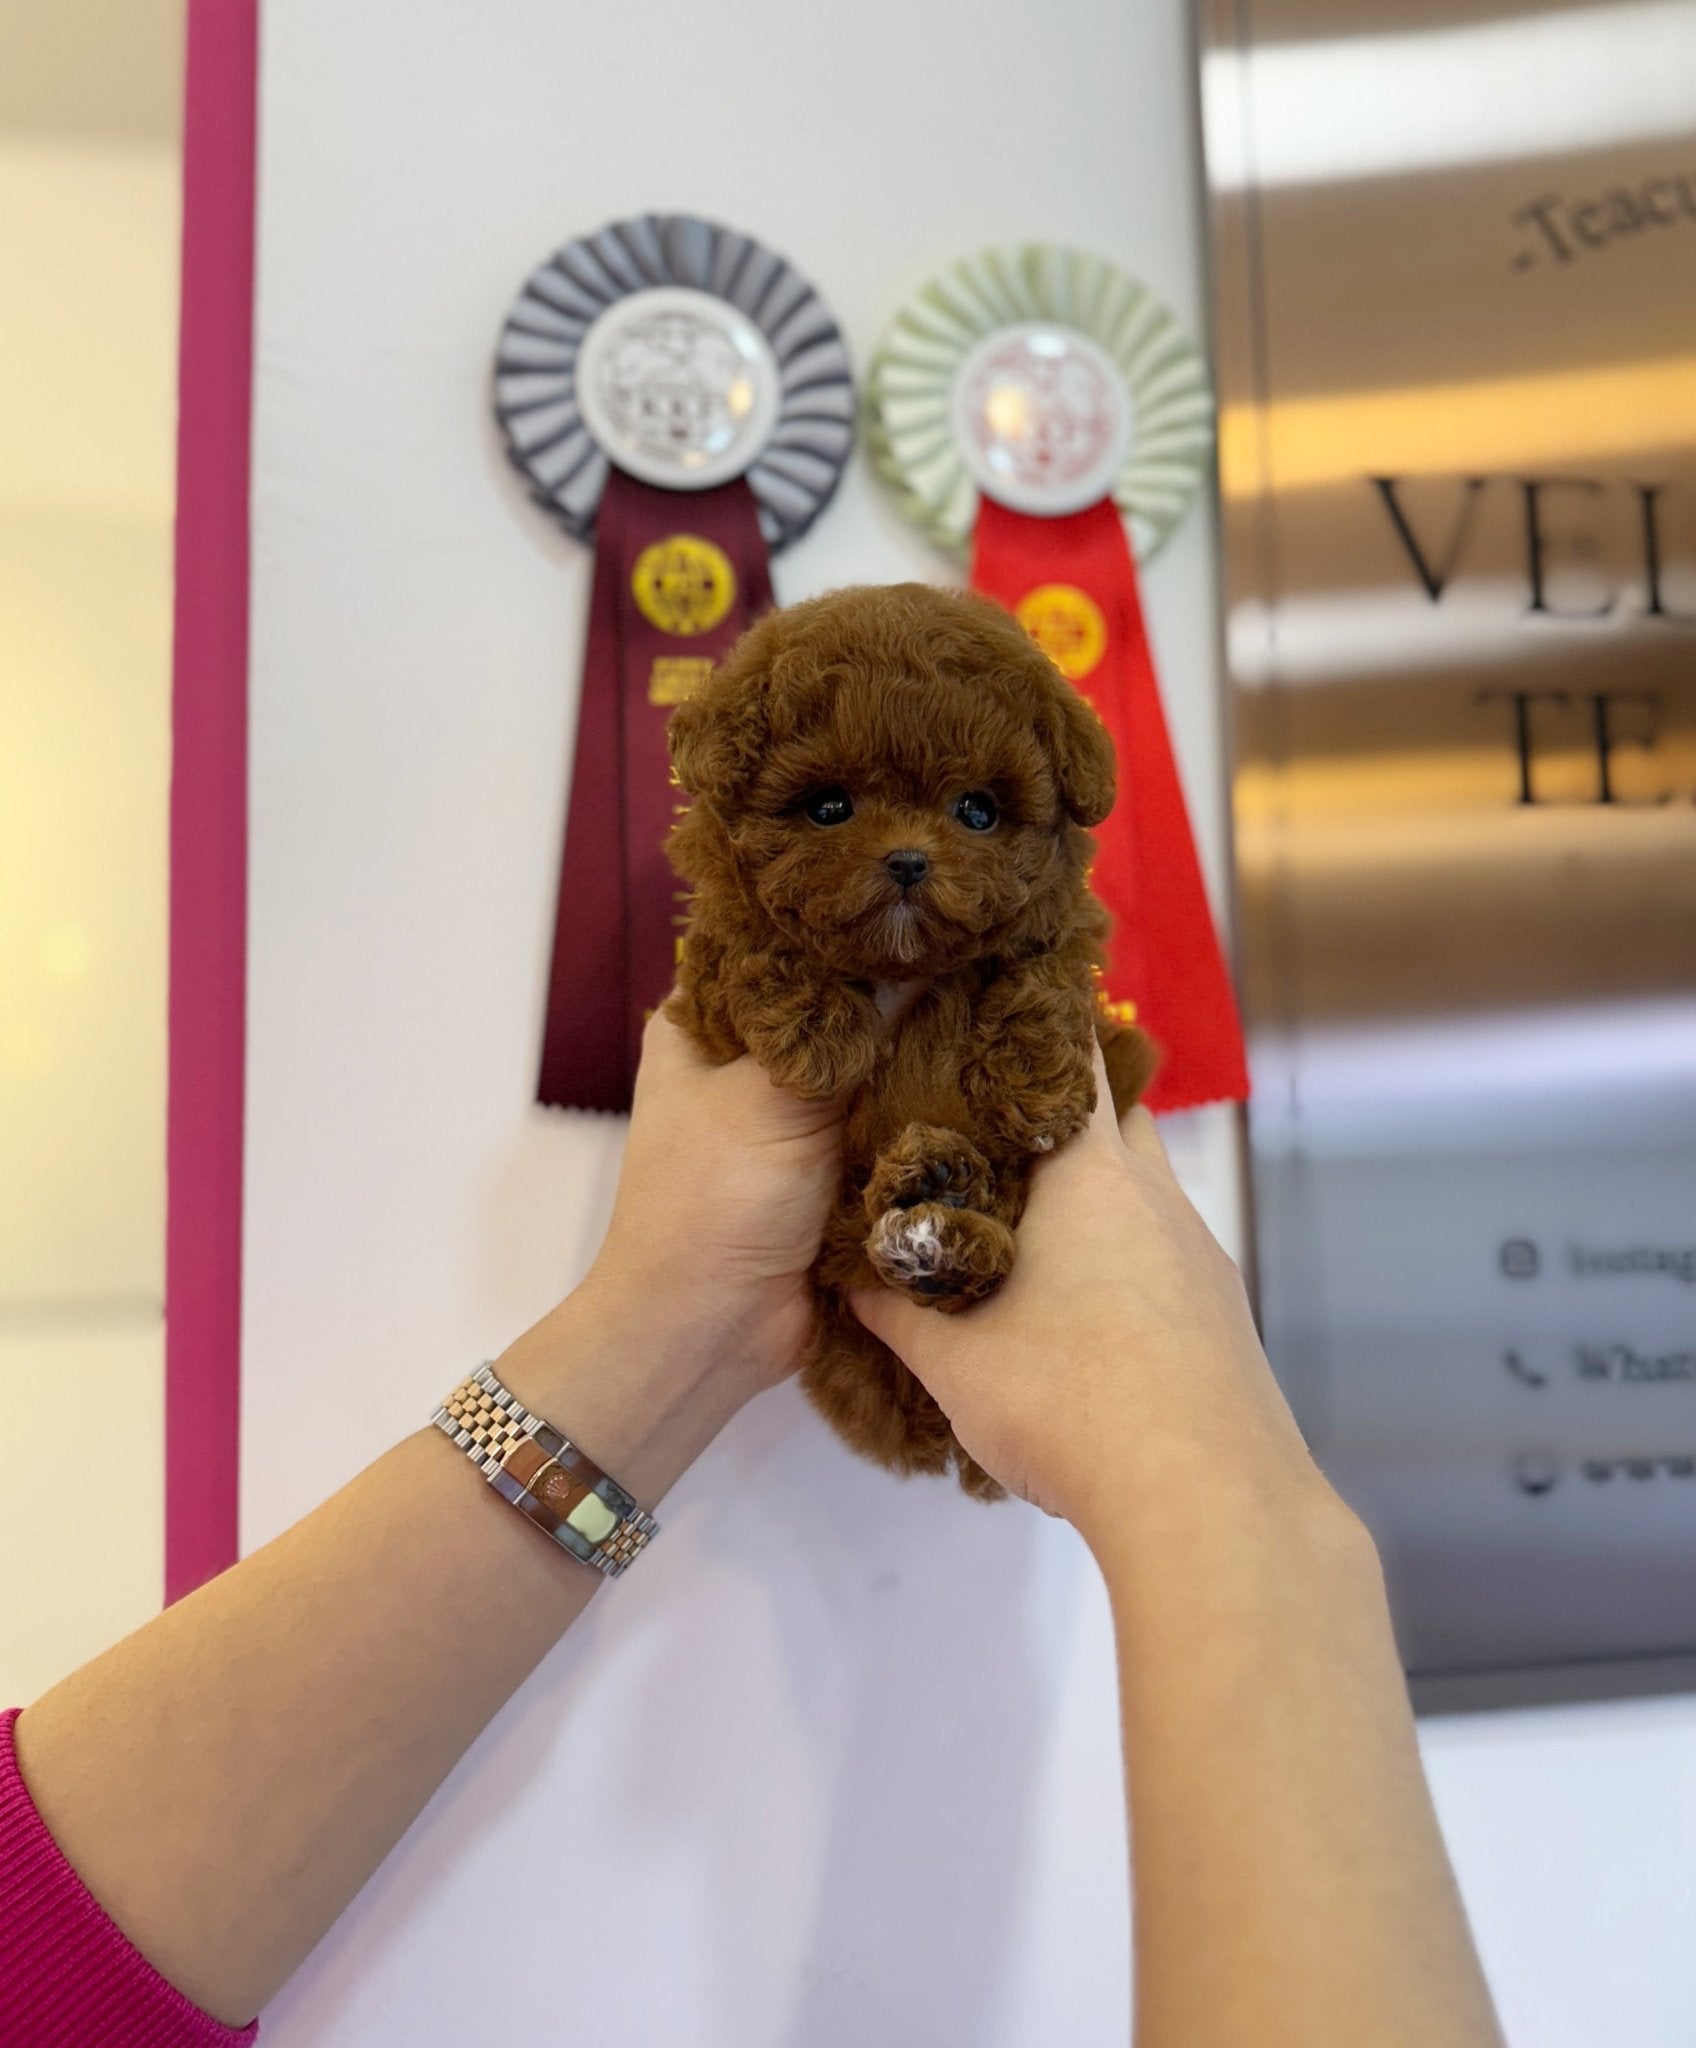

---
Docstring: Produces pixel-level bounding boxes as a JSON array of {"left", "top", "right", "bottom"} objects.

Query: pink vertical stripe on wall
[{"left": 166, "top": 0, "right": 258, "bottom": 1604}]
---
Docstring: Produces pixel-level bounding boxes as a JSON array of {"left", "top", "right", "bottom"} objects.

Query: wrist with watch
[{"left": 432, "top": 1361, "right": 658, "bottom": 1579}]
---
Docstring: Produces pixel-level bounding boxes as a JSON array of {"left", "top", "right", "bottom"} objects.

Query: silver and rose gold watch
[{"left": 432, "top": 1362, "right": 658, "bottom": 1578}]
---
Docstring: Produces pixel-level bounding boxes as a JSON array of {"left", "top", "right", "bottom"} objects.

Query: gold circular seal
[
  {"left": 1016, "top": 583, "right": 1107, "bottom": 681},
  {"left": 631, "top": 534, "right": 737, "bottom": 637}
]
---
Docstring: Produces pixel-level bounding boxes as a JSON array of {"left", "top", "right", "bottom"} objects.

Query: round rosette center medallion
[
  {"left": 951, "top": 322, "right": 1133, "bottom": 518},
  {"left": 575, "top": 285, "right": 782, "bottom": 493}
]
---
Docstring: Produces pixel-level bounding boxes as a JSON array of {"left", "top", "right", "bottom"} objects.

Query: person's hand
[
  {"left": 579, "top": 1008, "right": 845, "bottom": 1391},
  {"left": 852, "top": 1051, "right": 1328, "bottom": 1557},
  {"left": 498, "top": 1011, "right": 844, "bottom": 1488}
]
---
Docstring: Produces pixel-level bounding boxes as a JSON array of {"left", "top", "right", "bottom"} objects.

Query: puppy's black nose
[{"left": 884, "top": 849, "right": 930, "bottom": 889}]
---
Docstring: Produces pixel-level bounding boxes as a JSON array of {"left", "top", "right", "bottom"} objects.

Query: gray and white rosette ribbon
[
  {"left": 494, "top": 212, "right": 855, "bottom": 548},
  {"left": 492, "top": 215, "right": 856, "bottom": 1116}
]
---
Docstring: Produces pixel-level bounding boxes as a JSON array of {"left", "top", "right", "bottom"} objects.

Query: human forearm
[
  {"left": 850, "top": 1049, "right": 1505, "bottom": 2047},
  {"left": 1096, "top": 1464, "right": 1504, "bottom": 2048},
  {"left": 15, "top": 1282, "right": 749, "bottom": 2027}
]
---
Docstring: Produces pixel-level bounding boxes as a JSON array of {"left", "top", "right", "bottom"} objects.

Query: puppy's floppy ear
[
  {"left": 667, "top": 689, "right": 730, "bottom": 803},
  {"left": 667, "top": 660, "right": 768, "bottom": 807},
  {"left": 1037, "top": 673, "right": 1118, "bottom": 826}
]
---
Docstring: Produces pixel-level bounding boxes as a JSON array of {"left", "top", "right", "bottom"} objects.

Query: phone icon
[
  {"left": 1512, "top": 1453, "right": 1561, "bottom": 1497},
  {"left": 1502, "top": 1349, "right": 1547, "bottom": 1389}
]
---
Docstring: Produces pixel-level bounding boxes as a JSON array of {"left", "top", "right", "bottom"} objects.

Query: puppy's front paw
[
  {"left": 975, "top": 1093, "right": 1092, "bottom": 1158},
  {"left": 966, "top": 1069, "right": 1094, "bottom": 1157},
  {"left": 744, "top": 998, "right": 878, "bottom": 1101},
  {"left": 1022, "top": 1097, "right": 1092, "bottom": 1156},
  {"left": 866, "top": 1203, "right": 1014, "bottom": 1313},
  {"left": 864, "top": 1124, "right": 994, "bottom": 1221},
  {"left": 961, "top": 1038, "right": 1095, "bottom": 1157}
]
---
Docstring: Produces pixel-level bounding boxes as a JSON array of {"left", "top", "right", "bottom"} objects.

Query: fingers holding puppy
[{"left": 850, "top": 1067, "right": 1270, "bottom": 1533}]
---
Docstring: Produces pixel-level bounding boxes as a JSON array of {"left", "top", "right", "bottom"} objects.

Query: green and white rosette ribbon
[
  {"left": 864, "top": 244, "right": 1249, "bottom": 1116},
  {"left": 864, "top": 243, "right": 1213, "bottom": 564}
]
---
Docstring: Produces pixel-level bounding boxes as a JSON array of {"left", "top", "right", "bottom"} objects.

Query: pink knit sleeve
[{"left": 0, "top": 1708, "right": 259, "bottom": 2045}]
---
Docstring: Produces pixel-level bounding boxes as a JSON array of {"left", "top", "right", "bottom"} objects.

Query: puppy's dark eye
[
  {"left": 802, "top": 786, "right": 855, "bottom": 827},
  {"left": 952, "top": 790, "right": 999, "bottom": 832}
]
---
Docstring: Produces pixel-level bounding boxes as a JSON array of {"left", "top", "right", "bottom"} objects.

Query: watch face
[
  {"left": 574, "top": 285, "right": 782, "bottom": 493},
  {"left": 951, "top": 322, "right": 1133, "bottom": 517}
]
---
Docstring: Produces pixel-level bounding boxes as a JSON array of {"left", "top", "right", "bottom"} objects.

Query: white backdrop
[{"left": 243, "top": 2, "right": 1696, "bottom": 2043}]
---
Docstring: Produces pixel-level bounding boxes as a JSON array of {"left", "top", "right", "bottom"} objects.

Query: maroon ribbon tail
[{"left": 537, "top": 467, "right": 772, "bottom": 1112}]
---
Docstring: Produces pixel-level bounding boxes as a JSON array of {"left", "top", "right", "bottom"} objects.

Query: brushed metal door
[{"left": 1200, "top": 0, "right": 1696, "bottom": 1689}]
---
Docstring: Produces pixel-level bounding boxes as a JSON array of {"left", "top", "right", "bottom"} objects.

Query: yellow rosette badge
[
  {"left": 631, "top": 534, "right": 738, "bottom": 637},
  {"left": 1015, "top": 582, "right": 1107, "bottom": 682}
]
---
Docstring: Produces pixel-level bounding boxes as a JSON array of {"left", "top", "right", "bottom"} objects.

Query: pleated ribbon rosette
[
  {"left": 494, "top": 214, "right": 855, "bottom": 1110},
  {"left": 866, "top": 245, "right": 1248, "bottom": 1114}
]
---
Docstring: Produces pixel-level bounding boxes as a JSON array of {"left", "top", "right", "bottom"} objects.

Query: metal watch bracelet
[{"left": 431, "top": 1362, "right": 658, "bottom": 1578}]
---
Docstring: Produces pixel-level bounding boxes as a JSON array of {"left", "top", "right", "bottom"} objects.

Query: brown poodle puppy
[{"left": 665, "top": 582, "right": 1155, "bottom": 1497}]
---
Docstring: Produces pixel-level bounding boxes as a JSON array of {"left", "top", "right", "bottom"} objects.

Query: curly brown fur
[{"left": 664, "top": 582, "right": 1156, "bottom": 1495}]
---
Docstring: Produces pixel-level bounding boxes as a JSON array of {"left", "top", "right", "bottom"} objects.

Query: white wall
[{"left": 243, "top": 2, "right": 1696, "bottom": 2043}]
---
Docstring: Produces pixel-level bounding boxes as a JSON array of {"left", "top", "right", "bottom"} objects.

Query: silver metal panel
[{"left": 1200, "top": 0, "right": 1696, "bottom": 1686}]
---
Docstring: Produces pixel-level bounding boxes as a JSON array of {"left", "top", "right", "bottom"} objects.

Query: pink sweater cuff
[{"left": 1, "top": 1708, "right": 259, "bottom": 2045}]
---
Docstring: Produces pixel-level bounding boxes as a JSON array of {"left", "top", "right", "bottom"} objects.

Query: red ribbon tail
[
  {"left": 1108, "top": 530, "right": 1249, "bottom": 1114},
  {"left": 970, "top": 492, "right": 1250, "bottom": 1115}
]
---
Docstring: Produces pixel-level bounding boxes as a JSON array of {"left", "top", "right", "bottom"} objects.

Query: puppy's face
[
  {"left": 670, "top": 585, "right": 1115, "bottom": 980},
  {"left": 722, "top": 692, "right": 1064, "bottom": 980}
]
